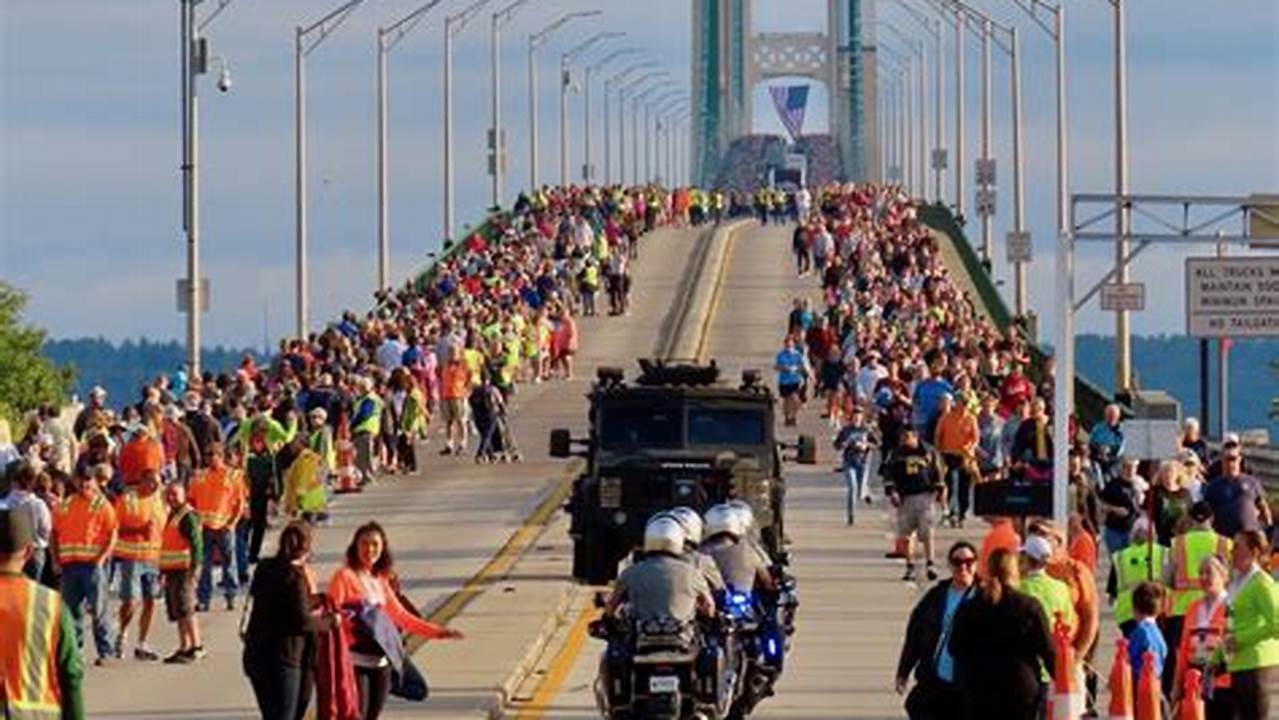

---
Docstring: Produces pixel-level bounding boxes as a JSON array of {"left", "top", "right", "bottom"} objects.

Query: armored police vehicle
[{"left": 550, "top": 359, "right": 816, "bottom": 584}]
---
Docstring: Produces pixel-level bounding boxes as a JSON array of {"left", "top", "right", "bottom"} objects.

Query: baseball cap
[
  {"left": 1223, "top": 432, "right": 1241, "bottom": 448},
  {"left": 0, "top": 507, "right": 35, "bottom": 555},
  {"left": 1021, "top": 535, "right": 1054, "bottom": 563}
]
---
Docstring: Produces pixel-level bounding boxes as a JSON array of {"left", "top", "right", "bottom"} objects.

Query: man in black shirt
[
  {"left": 883, "top": 428, "right": 946, "bottom": 582},
  {"left": 1097, "top": 468, "right": 1139, "bottom": 556}
]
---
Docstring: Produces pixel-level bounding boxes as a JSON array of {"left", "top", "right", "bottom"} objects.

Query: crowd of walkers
[
  {"left": 771, "top": 183, "right": 1277, "bottom": 719},
  {"left": 0, "top": 183, "right": 706, "bottom": 719}
]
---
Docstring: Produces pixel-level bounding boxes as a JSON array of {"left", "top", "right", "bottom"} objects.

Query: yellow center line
[
  {"left": 513, "top": 595, "right": 599, "bottom": 720},
  {"left": 515, "top": 222, "right": 741, "bottom": 715}
]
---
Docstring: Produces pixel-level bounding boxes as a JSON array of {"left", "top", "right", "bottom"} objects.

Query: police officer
[
  {"left": 702, "top": 504, "right": 775, "bottom": 593},
  {"left": 605, "top": 517, "right": 714, "bottom": 623},
  {"left": 657, "top": 507, "right": 725, "bottom": 593}
]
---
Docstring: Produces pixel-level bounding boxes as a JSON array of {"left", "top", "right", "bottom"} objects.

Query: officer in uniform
[
  {"left": 702, "top": 504, "right": 774, "bottom": 593},
  {"left": 657, "top": 507, "right": 725, "bottom": 593},
  {"left": 605, "top": 517, "right": 714, "bottom": 623}
]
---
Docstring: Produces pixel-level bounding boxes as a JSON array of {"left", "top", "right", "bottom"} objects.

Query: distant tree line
[{"left": 42, "top": 337, "right": 258, "bottom": 409}]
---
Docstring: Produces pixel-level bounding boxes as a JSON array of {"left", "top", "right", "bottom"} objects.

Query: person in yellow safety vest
[
  {"left": 1164, "top": 500, "right": 1232, "bottom": 694},
  {"left": 189, "top": 442, "right": 245, "bottom": 612},
  {"left": 0, "top": 507, "right": 85, "bottom": 719},
  {"left": 1019, "top": 535, "right": 1077, "bottom": 683},
  {"left": 51, "top": 463, "right": 118, "bottom": 665},
  {"left": 350, "top": 376, "right": 384, "bottom": 486},
  {"left": 158, "top": 481, "right": 204, "bottom": 663},
  {"left": 282, "top": 437, "right": 328, "bottom": 523},
  {"left": 1107, "top": 519, "right": 1171, "bottom": 637},
  {"left": 112, "top": 468, "right": 166, "bottom": 661}
]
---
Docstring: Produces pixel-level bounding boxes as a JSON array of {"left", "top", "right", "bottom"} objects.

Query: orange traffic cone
[
  {"left": 1176, "top": 669, "right": 1205, "bottom": 720},
  {"left": 1109, "top": 638, "right": 1134, "bottom": 720},
  {"left": 1135, "top": 649, "right": 1162, "bottom": 720},
  {"left": 1048, "top": 612, "right": 1081, "bottom": 719}
]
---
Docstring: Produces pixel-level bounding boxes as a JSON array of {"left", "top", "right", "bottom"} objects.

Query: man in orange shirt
[
  {"left": 112, "top": 468, "right": 165, "bottom": 660},
  {"left": 1030, "top": 519, "right": 1101, "bottom": 717},
  {"left": 189, "top": 442, "right": 244, "bottom": 611},
  {"left": 439, "top": 344, "right": 472, "bottom": 455},
  {"left": 117, "top": 425, "right": 164, "bottom": 487},
  {"left": 934, "top": 393, "right": 979, "bottom": 527},
  {"left": 978, "top": 516, "right": 1021, "bottom": 579},
  {"left": 52, "top": 463, "right": 119, "bottom": 665}
]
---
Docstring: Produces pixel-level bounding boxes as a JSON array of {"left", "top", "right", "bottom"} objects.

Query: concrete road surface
[{"left": 81, "top": 225, "right": 707, "bottom": 719}]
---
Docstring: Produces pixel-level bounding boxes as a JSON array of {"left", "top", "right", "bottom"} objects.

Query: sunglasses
[{"left": 949, "top": 556, "right": 977, "bottom": 567}]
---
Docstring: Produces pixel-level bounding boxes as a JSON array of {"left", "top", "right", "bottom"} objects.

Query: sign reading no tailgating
[{"left": 1185, "top": 256, "right": 1279, "bottom": 337}]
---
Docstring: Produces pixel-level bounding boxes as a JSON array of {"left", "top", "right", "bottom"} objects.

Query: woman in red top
[{"left": 329, "top": 523, "right": 462, "bottom": 719}]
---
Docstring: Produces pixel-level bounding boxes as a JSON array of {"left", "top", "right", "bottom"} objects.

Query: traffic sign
[
  {"left": 931, "top": 148, "right": 948, "bottom": 170},
  {"left": 176, "top": 278, "right": 210, "bottom": 313},
  {"left": 976, "top": 188, "right": 996, "bottom": 217},
  {"left": 1100, "top": 282, "right": 1146, "bottom": 312},
  {"left": 975, "top": 158, "right": 996, "bottom": 186},
  {"left": 1186, "top": 256, "right": 1279, "bottom": 337},
  {"left": 1006, "top": 231, "right": 1032, "bottom": 263}
]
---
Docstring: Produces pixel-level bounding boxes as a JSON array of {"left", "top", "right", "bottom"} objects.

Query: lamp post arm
[
  {"left": 197, "top": 0, "right": 235, "bottom": 31},
  {"left": 301, "top": 0, "right": 368, "bottom": 55},
  {"left": 1005, "top": 0, "right": 1060, "bottom": 38},
  {"left": 565, "top": 32, "right": 625, "bottom": 65},
  {"left": 494, "top": 0, "right": 533, "bottom": 27},
  {"left": 449, "top": 0, "right": 495, "bottom": 36},
  {"left": 532, "top": 10, "right": 601, "bottom": 50},
  {"left": 384, "top": 0, "right": 449, "bottom": 52},
  {"left": 591, "top": 48, "right": 642, "bottom": 73}
]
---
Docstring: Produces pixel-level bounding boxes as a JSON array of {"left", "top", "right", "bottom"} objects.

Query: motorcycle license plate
[{"left": 649, "top": 676, "right": 679, "bottom": 693}]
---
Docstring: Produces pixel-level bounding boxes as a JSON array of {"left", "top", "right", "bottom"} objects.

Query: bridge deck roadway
[
  {"left": 81, "top": 226, "right": 705, "bottom": 719},
  {"left": 507, "top": 222, "right": 1126, "bottom": 719}
]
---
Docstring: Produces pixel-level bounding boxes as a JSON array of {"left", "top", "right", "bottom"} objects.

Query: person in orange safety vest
[
  {"left": 189, "top": 442, "right": 244, "bottom": 611},
  {"left": 112, "top": 468, "right": 166, "bottom": 661},
  {"left": 0, "top": 507, "right": 85, "bottom": 719},
  {"left": 50, "top": 463, "right": 118, "bottom": 665},
  {"left": 158, "top": 481, "right": 205, "bottom": 664}
]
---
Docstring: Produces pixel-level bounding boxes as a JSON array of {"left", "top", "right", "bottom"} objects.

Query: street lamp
[
  {"left": 489, "top": 0, "right": 538, "bottom": 209},
  {"left": 654, "top": 96, "right": 687, "bottom": 184},
  {"left": 528, "top": 11, "right": 601, "bottom": 192},
  {"left": 646, "top": 91, "right": 683, "bottom": 183},
  {"left": 879, "top": 22, "right": 928, "bottom": 201},
  {"left": 295, "top": 0, "right": 370, "bottom": 339},
  {"left": 179, "top": 0, "right": 236, "bottom": 377},
  {"left": 890, "top": 0, "right": 946, "bottom": 204},
  {"left": 444, "top": 0, "right": 495, "bottom": 245},
  {"left": 560, "top": 32, "right": 625, "bottom": 186},
  {"left": 583, "top": 48, "right": 641, "bottom": 182},
  {"left": 377, "top": 0, "right": 448, "bottom": 293},
  {"left": 603, "top": 61, "right": 658, "bottom": 183},
  {"left": 878, "top": 40, "right": 920, "bottom": 197},
  {"left": 620, "top": 73, "right": 667, "bottom": 185}
]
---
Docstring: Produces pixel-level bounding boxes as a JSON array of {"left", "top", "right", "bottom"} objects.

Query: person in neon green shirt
[
  {"left": 1215, "top": 530, "right": 1278, "bottom": 719},
  {"left": 1019, "top": 535, "right": 1076, "bottom": 682}
]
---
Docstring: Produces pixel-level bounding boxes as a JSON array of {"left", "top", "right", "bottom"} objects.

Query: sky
[{"left": 1, "top": 0, "right": 1277, "bottom": 351}]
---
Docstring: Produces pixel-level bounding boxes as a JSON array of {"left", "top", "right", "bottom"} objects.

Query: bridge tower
[{"left": 691, "top": 0, "right": 878, "bottom": 187}]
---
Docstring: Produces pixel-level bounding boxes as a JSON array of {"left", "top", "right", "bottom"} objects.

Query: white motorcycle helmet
[
  {"left": 643, "top": 516, "right": 686, "bottom": 556},
  {"left": 662, "top": 506, "right": 704, "bottom": 547},
  {"left": 703, "top": 503, "right": 742, "bottom": 541},
  {"left": 726, "top": 500, "right": 756, "bottom": 535}
]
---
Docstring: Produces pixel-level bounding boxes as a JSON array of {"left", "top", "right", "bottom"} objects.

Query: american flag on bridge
[{"left": 769, "top": 84, "right": 810, "bottom": 142}]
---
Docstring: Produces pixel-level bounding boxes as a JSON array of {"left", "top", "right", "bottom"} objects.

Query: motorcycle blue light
[{"left": 766, "top": 637, "right": 780, "bottom": 658}]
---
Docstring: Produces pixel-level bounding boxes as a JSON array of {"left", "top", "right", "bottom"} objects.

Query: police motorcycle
[
  {"left": 592, "top": 515, "right": 743, "bottom": 720},
  {"left": 701, "top": 503, "right": 796, "bottom": 719}
]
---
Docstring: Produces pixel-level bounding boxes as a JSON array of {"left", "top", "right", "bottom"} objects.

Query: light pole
[
  {"left": 604, "top": 62, "right": 657, "bottom": 183},
  {"left": 295, "top": 0, "right": 370, "bottom": 339},
  {"left": 560, "top": 32, "right": 625, "bottom": 186},
  {"left": 1112, "top": 0, "right": 1132, "bottom": 393},
  {"left": 618, "top": 71, "right": 666, "bottom": 185},
  {"left": 584, "top": 48, "right": 642, "bottom": 182},
  {"left": 631, "top": 84, "right": 665, "bottom": 186},
  {"left": 891, "top": 0, "right": 946, "bottom": 203},
  {"left": 653, "top": 95, "right": 686, "bottom": 183},
  {"left": 528, "top": 11, "right": 601, "bottom": 192},
  {"left": 444, "top": 0, "right": 495, "bottom": 245},
  {"left": 646, "top": 91, "right": 682, "bottom": 182},
  {"left": 179, "top": 0, "right": 235, "bottom": 377},
  {"left": 489, "top": 0, "right": 538, "bottom": 210},
  {"left": 377, "top": 0, "right": 448, "bottom": 293},
  {"left": 878, "top": 27, "right": 925, "bottom": 198}
]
